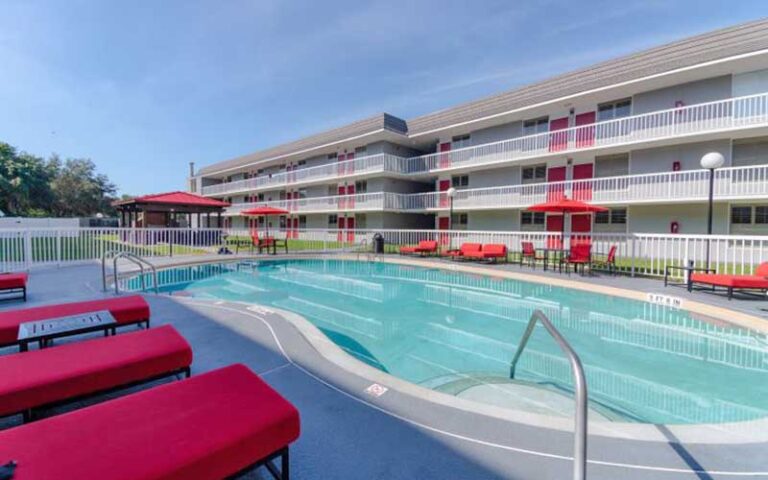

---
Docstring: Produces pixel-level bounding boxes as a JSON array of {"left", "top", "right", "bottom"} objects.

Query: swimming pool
[{"left": 126, "top": 259, "right": 768, "bottom": 425}]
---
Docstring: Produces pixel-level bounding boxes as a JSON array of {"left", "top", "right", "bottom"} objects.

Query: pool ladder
[
  {"left": 355, "top": 238, "right": 380, "bottom": 262},
  {"left": 510, "top": 310, "right": 588, "bottom": 480},
  {"left": 101, "top": 250, "right": 159, "bottom": 294}
]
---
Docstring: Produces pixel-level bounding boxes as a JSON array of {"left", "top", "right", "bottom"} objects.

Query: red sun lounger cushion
[
  {"left": 690, "top": 273, "right": 768, "bottom": 289},
  {"left": 0, "top": 273, "right": 27, "bottom": 290},
  {"left": 0, "top": 324, "right": 192, "bottom": 418},
  {"left": 0, "top": 363, "right": 301, "bottom": 480},
  {"left": 0, "top": 295, "right": 150, "bottom": 347}
]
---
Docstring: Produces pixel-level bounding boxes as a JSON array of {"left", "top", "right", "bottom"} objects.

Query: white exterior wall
[
  {"left": 633, "top": 76, "right": 732, "bottom": 114},
  {"left": 468, "top": 211, "right": 520, "bottom": 231},
  {"left": 629, "top": 140, "right": 732, "bottom": 174},
  {"left": 629, "top": 203, "right": 730, "bottom": 234}
]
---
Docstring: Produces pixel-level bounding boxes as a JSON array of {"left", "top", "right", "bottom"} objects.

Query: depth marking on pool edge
[
  {"left": 646, "top": 292, "right": 684, "bottom": 308},
  {"left": 186, "top": 300, "right": 768, "bottom": 477},
  {"left": 365, "top": 383, "right": 388, "bottom": 397}
]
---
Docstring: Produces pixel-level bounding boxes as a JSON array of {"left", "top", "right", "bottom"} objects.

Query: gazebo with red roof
[{"left": 113, "top": 191, "right": 230, "bottom": 229}]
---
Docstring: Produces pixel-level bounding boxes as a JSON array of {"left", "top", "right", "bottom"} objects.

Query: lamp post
[
  {"left": 447, "top": 187, "right": 457, "bottom": 250},
  {"left": 700, "top": 152, "right": 725, "bottom": 269}
]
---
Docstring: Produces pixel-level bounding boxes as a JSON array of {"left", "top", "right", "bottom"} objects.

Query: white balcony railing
[
  {"left": 401, "top": 164, "right": 768, "bottom": 211},
  {"left": 413, "top": 92, "right": 768, "bottom": 172},
  {"left": 203, "top": 92, "right": 768, "bottom": 197},
  {"left": 222, "top": 164, "right": 768, "bottom": 214},
  {"left": 224, "top": 192, "right": 405, "bottom": 215},
  {"left": 202, "top": 153, "right": 409, "bottom": 196}
]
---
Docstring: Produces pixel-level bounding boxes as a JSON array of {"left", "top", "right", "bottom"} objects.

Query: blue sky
[{"left": 1, "top": 1, "right": 766, "bottom": 195}]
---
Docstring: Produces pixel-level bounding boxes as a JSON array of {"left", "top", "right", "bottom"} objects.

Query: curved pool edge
[{"left": 121, "top": 254, "right": 768, "bottom": 445}]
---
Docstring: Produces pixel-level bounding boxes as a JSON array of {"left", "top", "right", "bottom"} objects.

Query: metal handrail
[
  {"left": 101, "top": 250, "right": 159, "bottom": 294},
  {"left": 509, "top": 310, "right": 588, "bottom": 480}
]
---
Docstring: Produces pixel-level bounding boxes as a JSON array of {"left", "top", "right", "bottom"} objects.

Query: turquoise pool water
[{"left": 127, "top": 259, "right": 768, "bottom": 425}]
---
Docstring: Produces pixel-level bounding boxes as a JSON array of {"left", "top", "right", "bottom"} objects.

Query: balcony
[
  {"left": 204, "top": 92, "right": 768, "bottom": 197},
  {"left": 224, "top": 192, "right": 404, "bottom": 215},
  {"left": 224, "top": 164, "right": 768, "bottom": 215},
  {"left": 202, "top": 154, "right": 409, "bottom": 196},
  {"left": 401, "top": 165, "right": 768, "bottom": 211}
]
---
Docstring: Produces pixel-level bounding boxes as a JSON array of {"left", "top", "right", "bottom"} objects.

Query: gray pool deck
[{"left": 1, "top": 255, "right": 767, "bottom": 480}]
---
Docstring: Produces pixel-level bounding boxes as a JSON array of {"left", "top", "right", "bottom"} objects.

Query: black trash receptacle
[{"left": 373, "top": 233, "right": 385, "bottom": 254}]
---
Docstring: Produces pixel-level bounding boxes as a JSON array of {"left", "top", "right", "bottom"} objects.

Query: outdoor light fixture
[{"left": 700, "top": 152, "right": 725, "bottom": 269}]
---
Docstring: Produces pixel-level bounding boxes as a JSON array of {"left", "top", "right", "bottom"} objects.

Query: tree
[
  {"left": 0, "top": 142, "right": 56, "bottom": 216},
  {"left": 50, "top": 158, "right": 117, "bottom": 217}
]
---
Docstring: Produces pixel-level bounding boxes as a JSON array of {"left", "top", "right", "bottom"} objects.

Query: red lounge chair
[
  {"left": 463, "top": 244, "right": 509, "bottom": 263},
  {"left": 560, "top": 243, "right": 592, "bottom": 275},
  {"left": 689, "top": 262, "right": 768, "bottom": 300},
  {"left": 0, "top": 295, "right": 150, "bottom": 349},
  {"left": 520, "top": 241, "right": 545, "bottom": 268},
  {"left": 0, "top": 364, "right": 300, "bottom": 480},
  {"left": 0, "top": 325, "right": 192, "bottom": 422},
  {"left": 0, "top": 272, "right": 27, "bottom": 302},
  {"left": 444, "top": 243, "right": 482, "bottom": 260},
  {"left": 591, "top": 245, "right": 618, "bottom": 275},
  {"left": 399, "top": 240, "right": 438, "bottom": 256}
]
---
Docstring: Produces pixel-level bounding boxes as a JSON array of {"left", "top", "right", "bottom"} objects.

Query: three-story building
[{"left": 191, "top": 19, "right": 768, "bottom": 237}]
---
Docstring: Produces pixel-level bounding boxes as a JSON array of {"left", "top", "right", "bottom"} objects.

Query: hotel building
[{"left": 190, "top": 19, "right": 768, "bottom": 238}]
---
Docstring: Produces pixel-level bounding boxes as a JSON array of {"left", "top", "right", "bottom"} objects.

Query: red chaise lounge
[
  {"left": 0, "top": 295, "right": 150, "bottom": 349},
  {"left": 462, "top": 244, "right": 509, "bottom": 263},
  {"left": 689, "top": 262, "right": 768, "bottom": 300},
  {"left": 445, "top": 243, "right": 482, "bottom": 260},
  {"left": 399, "top": 240, "right": 439, "bottom": 256},
  {"left": 0, "top": 272, "right": 27, "bottom": 302},
  {"left": 0, "top": 324, "right": 192, "bottom": 422},
  {"left": 0, "top": 364, "right": 300, "bottom": 480}
]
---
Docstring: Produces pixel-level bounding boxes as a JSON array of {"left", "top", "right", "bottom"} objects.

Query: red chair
[
  {"left": 0, "top": 295, "right": 150, "bottom": 350},
  {"left": 0, "top": 364, "right": 300, "bottom": 479},
  {"left": 444, "top": 243, "right": 482, "bottom": 261},
  {"left": 689, "top": 262, "right": 768, "bottom": 300},
  {"left": 520, "top": 241, "right": 545, "bottom": 268},
  {"left": 591, "top": 245, "right": 618, "bottom": 275},
  {"left": 463, "top": 244, "right": 508, "bottom": 263},
  {"left": 0, "top": 325, "right": 192, "bottom": 422},
  {"left": 399, "top": 240, "right": 439, "bottom": 256},
  {"left": 0, "top": 272, "right": 27, "bottom": 302},
  {"left": 560, "top": 243, "right": 592, "bottom": 275}
]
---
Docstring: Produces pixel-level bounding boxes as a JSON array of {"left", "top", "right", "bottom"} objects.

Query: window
[
  {"left": 595, "top": 208, "right": 627, "bottom": 225},
  {"left": 451, "top": 134, "right": 471, "bottom": 148},
  {"left": 598, "top": 99, "right": 632, "bottom": 121},
  {"left": 731, "top": 206, "right": 752, "bottom": 224},
  {"left": 297, "top": 160, "right": 306, "bottom": 167},
  {"left": 523, "top": 117, "right": 549, "bottom": 136},
  {"left": 355, "top": 180, "right": 368, "bottom": 193},
  {"left": 451, "top": 213, "right": 468, "bottom": 228},
  {"left": 522, "top": 165, "right": 547, "bottom": 183},
  {"left": 298, "top": 189, "right": 307, "bottom": 199},
  {"left": 299, "top": 215, "right": 307, "bottom": 228},
  {"left": 521, "top": 212, "right": 545, "bottom": 225},
  {"left": 327, "top": 153, "right": 337, "bottom": 160},
  {"left": 328, "top": 214, "right": 338, "bottom": 226},
  {"left": 756, "top": 206, "right": 768, "bottom": 224},
  {"left": 451, "top": 175, "right": 469, "bottom": 188},
  {"left": 354, "top": 146, "right": 367, "bottom": 156}
]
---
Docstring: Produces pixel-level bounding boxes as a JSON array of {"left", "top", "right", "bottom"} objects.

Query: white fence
[{"left": 2, "top": 227, "right": 768, "bottom": 280}]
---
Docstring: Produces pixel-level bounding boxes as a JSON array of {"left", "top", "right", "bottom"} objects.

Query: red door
[
  {"left": 549, "top": 117, "right": 569, "bottom": 152},
  {"left": 574, "top": 112, "right": 596, "bottom": 148},
  {"left": 292, "top": 217, "right": 299, "bottom": 239},
  {"left": 438, "top": 216, "right": 450, "bottom": 245},
  {"left": 571, "top": 214, "right": 592, "bottom": 247},
  {"left": 347, "top": 183, "right": 355, "bottom": 209},
  {"left": 346, "top": 216, "right": 355, "bottom": 243},
  {"left": 572, "top": 163, "right": 594, "bottom": 202},
  {"left": 439, "top": 142, "right": 452, "bottom": 168},
  {"left": 547, "top": 166, "right": 567, "bottom": 201},
  {"left": 338, "top": 154, "right": 346, "bottom": 176},
  {"left": 546, "top": 215, "right": 564, "bottom": 249},
  {"left": 347, "top": 152, "right": 355, "bottom": 175},
  {"left": 438, "top": 179, "right": 451, "bottom": 207},
  {"left": 337, "top": 185, "right": 346, "bottom": 210},
  {"left": 337, "top": 216, "right": 345, "bottom": 242}
]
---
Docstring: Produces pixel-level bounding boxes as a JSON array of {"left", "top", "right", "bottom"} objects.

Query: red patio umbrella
[
  {"left": 241, "top": 206, "right": 289, "bottom": 238},
  {"left": 527, "top": 197, "right": 608, "bottom": 246}
]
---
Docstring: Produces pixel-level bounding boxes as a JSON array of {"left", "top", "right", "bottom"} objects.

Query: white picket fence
[{"left": 2, "top": 227, "right": 768, "bottom": 280}]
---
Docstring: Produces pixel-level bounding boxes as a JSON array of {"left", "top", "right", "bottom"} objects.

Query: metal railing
[
  {"left": 509, "top": 310, "right": 588, "bottom": 480},
  {"left": 102, "top": 250, "right": 159, "bottom": 294},
  {"left": 201, "top": 92, "right": 768, "bottom": 195}
]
